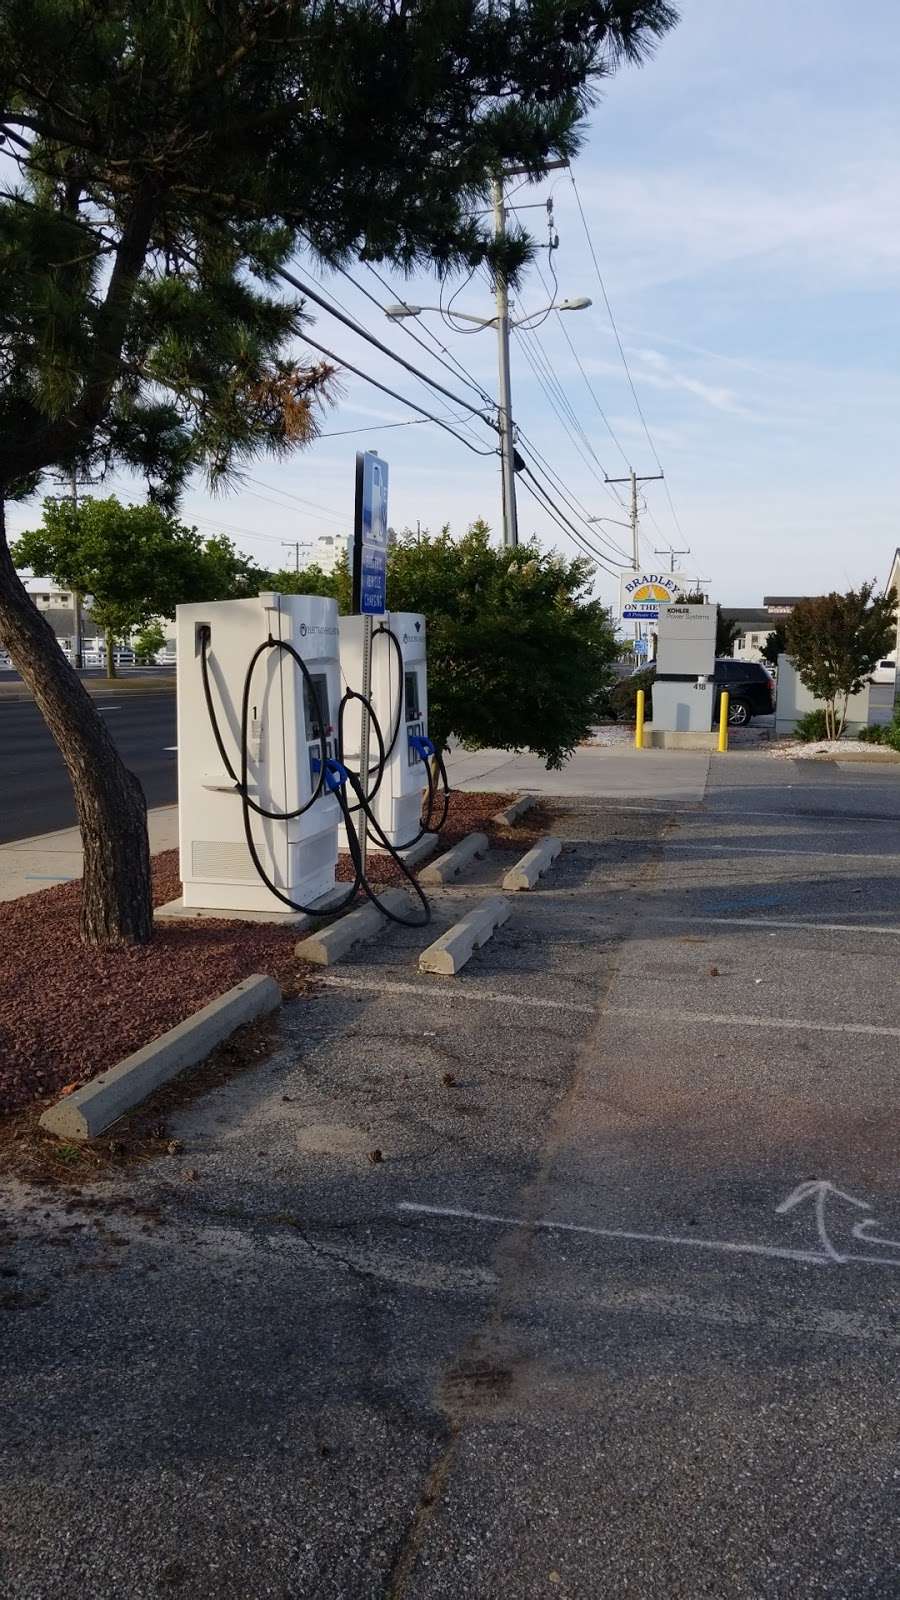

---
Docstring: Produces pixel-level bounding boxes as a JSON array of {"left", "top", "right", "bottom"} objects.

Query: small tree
[
  {"left": 12, "top": 497, "right": 265, "bottom": 679},
  {"left": 386, "top": 520, "right": 617, "bottom": 767},
  {"left": 133, "top": 621, "right": 167, "bottom": 665},
  {"left": 784, "top": 585, "right": 896, "bottom": 740},
  {"left": 761, "top": 624, "right": 786, "bottom": 668}
]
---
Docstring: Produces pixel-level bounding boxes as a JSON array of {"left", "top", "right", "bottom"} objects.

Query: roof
[
  {"left": 720, "top": 608, "right": 774, "bottom": 628},
  {"left": 762, "top": 596, "right": 812, "bottom": 609}
]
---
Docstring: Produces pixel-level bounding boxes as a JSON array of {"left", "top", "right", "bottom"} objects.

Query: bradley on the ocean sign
[{"left": 619, "top": 569, "right": 688, "bottom": 621}]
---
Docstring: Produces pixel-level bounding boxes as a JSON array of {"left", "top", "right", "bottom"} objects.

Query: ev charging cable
[{"left": 199, "top": 629, "right": 430, "bottom": 926}]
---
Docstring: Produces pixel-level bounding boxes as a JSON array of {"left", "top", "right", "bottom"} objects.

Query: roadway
[{"left": 1, "top": 691, "right": 176, "bottom": 843}]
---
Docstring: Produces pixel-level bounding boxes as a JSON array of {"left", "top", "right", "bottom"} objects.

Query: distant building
[
  {"left": 307, "top": 532, "right": 350, "bottom": 574},
  {"left": 720, "top": 596, "right": 816, "bottom": 661}
]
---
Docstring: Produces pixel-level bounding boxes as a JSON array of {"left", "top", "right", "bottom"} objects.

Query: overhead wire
[
  {"left": 569, "top": 168, "right": 689, "bottom": 548},
  {"left": 272, "top": 260, "right": 493, "bottom": 424},
  {"left": 517, "top": 466, "right": 625, "bottom": 577},
  {"left": 296, "top": 327, "right": 498, "bottom": 457},
  {"left": 299, "top": 256, "right": 492, "bottom": 450}
]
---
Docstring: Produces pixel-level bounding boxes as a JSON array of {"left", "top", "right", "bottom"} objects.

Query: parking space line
[
  {"left": 650, "top": 914, "right": 900, "bottom": 936},
  {"left": 604, "top": 1004, "right": 900, "bottom": 1041},
  {"left": 398, "top": 1202, "right": 900, "bottom": 1272},
  {"left": 319, "top": 974, "right": 597, "bottom": 1015},
  {"left": 668, "top": 841, "right": 900, "bottom": 860}
]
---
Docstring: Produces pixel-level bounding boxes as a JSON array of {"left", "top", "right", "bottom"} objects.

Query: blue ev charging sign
[{"left": 352, "top": 451, "right": 389, "bottom": 615}]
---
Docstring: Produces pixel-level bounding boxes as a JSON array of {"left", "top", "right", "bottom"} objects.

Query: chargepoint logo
[
  {"left": 298, "top": 622, "right": 337, "bottom": 639},
  {"left": 402, "top": 623, "right": 425, "bottom": 645}
]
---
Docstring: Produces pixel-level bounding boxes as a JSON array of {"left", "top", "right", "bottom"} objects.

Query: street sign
[
  {"left": 352, "top": 451, "right": 389, "bottom": 615},
  {"left": 633, "top": 638, "right": 648, "bottom": 658},
  {"left": 619, "top": 570, "right": 687, "bottom": 622}
]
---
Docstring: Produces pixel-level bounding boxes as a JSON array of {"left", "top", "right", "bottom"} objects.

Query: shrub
[
  {"left": 857, "top": 724, "right": 887, "bottom": 743},
  {"left": 793, "top": 708, "right": 830, "bottom": 743},
  {"left": 610, "top": 667, "right": 654, "bottom": 723}
]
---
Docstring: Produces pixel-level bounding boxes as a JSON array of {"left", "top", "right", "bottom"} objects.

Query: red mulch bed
[{"left": 0, "top": 788, "right": 544, "bottom": 1120}]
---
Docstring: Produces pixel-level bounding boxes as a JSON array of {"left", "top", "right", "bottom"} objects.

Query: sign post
[{"left": 351, "top": 451, "right": 389, "bottom": 874}]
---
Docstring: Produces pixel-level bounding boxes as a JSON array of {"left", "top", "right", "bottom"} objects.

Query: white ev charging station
[
  {"left": 175, "top": 592, "right": 342, "bottom": 913},
  {"left": 339, "top": 612, "right": 430, "bottom": 848}
]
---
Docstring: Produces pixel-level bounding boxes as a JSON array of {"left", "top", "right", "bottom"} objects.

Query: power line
[
  {"left": 343, "top": 258, "right": 495, "bottom": 409},
  {"left": 569, "top": 168, "right": 689, "bottom": 549},
  {"left": 515, "top": 433, "right": 632, "bottom": 563},
  {"left": 513, "top": 322, "right": 629, "bottom": 518},
  {"left": 517, "top": 467, "right": 624, "bottom": 579},
  {"left": 296, "top": 327, "right": 498, "bottom": 457},
  {"left": 301, "top": 257, "right": 492, "bottom": 451},
  {"left": 274, "top": 260, "right": 492, "bottom": 423},
  {"left": 530, "top": 254, "right": 632, "bottom": 474}
]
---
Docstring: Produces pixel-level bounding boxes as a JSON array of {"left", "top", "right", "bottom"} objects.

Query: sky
[{"left": 9, "top": 0, "right": 900, "bottom": 612}]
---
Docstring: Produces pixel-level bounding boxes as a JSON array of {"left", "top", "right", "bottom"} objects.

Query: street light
[{"left": 383, "top": 293, "right": 591, "bottom": 548}]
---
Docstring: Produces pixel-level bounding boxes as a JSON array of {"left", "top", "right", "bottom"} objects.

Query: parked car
[
  {"left": 711, "top": 658, "right": 776, "bottom": 726},
  {"left": 624, "top": 658, "right": 775, "bottom": 726},
  {"left": 873, "top": 657, "right": 897, "bottom": 685}
]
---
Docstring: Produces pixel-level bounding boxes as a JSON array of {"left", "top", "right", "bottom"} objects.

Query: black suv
[{"left": 712, "top": 659, "right": 775, "bottom": 726}]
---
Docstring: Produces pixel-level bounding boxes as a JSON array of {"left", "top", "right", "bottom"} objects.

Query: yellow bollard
[
  {"left": 718, "top": 690, "right": 730, "bottom": 752},
  {"left": 635, "top": 688, "right": 645, "bottom": 749}
]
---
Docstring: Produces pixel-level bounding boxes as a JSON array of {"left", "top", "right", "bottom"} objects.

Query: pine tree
[{"left": 0, "top": 0, "right": 678, "bottom": 942}]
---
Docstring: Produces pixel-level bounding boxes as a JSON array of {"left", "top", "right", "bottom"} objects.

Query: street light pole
[{"left": 492, "top": 176, "right": 518, "bottom": 550}]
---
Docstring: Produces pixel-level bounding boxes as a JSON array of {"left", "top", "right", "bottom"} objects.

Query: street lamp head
[
  {"left": 384, "top": 303, "right": 422, "bottom": 319},
  {"left": 557, "top": 296, "right": 592, "bottom": 312}
]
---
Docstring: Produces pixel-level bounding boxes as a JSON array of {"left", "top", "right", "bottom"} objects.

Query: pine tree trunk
[{"left": 0, "top": 505, "right": 152, "bottom": 944}]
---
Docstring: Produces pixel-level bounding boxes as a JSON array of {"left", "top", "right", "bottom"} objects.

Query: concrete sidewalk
[
  {"left": 444, "top": 742, "right": 711, "bottom": 801},
  {"left": 0, "top": 805, "right": 178, "bottom": 902}
]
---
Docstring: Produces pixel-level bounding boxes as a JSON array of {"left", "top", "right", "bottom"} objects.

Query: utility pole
[
  {"left": 654, "top": 546, "right": 690, "bottom": 574},
  {"left": 281, "top": 540, "right": 311, "bottom": 573},
  {"left": 492, "top": 176, "right": 518, "bottom": 551},
  {"left": 492, "top": 159, "right": 570, "bottom": 550},
  {"left": 606, "top": 468, "right": 664, "bottom": 645}
]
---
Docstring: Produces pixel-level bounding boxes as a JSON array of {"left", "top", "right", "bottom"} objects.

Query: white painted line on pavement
[
  {"left": 319, "top": 974, "right": 596, "bottom": 1015},
  {"left": 668, "top": 841, "right": 900, "bottom": 860},
  {"left": 398, "top": 1203, "right": 900, "bottom": 1272},
  {"left": 604, "top": 1004, "right": 900, "bottom": 1041},
  {"left": 164, "top": 745, "right": 178, "bottom": 751},
  {"left": 653, "top": 914, "right": 900, "bottom": 937},
  {"left": 96, "top": 705, "right": 121, "bottom": 711}
]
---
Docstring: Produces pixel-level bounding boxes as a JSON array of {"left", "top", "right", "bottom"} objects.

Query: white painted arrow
[
  {"left": 851, "top": 1217, "right": 900, "bottom": 1254},
  {"left": 776, "top": 1180, "right": 871, "bottom": 1264}
]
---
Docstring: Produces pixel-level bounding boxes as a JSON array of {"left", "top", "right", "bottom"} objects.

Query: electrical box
[
  {"left": 339, "top": 612, "right": 429, "bottom": 848},
  {"left": 653, "top": 602, "right": 717, "bottom": 733},
  {"left": 176, "top": 593, "right": 341, "bottom": 912}
]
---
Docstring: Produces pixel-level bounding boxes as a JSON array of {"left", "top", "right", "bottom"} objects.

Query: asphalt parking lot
[{"left": 3, "top": 755, "right": 899, "bottom": 1598}]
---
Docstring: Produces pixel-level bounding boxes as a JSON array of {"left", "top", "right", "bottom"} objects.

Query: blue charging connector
[
  {"left": 408, "top": 732, "right": 435, "bottom": 763},
  {"left": 310, "top": 756, "right": 353, "bottom": 793}
]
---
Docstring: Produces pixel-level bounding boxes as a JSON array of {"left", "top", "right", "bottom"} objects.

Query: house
[{"left": 719, "top": 596, "right": 816, "bottom": 661}]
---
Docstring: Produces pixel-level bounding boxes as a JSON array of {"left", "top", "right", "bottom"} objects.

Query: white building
[{"left": 307, "top": 532, "right": 351, "bottom": 575}]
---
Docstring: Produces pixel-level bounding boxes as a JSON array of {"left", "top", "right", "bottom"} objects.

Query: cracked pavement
[{"left": 3, "top": 763, "right": 900, "bottom": 1598}]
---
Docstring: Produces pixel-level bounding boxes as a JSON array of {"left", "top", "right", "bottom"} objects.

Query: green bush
[
  {"left": 609, "top": 667, "right": 654, "bottom": 723},
  {"left": 793, "top": 708, "right": 830, "bottom": 742},
  {"left": 857, "top": 724, "right": 887, "bottom": 743}
]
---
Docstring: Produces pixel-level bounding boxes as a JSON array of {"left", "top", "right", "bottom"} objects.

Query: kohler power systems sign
[{"left": 619, "top": 571, "right": 687, "bottom": 621}]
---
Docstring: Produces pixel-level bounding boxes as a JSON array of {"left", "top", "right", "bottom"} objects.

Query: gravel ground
[{"left": 0, "top": 789, "right": 531, "bottom": 1119}]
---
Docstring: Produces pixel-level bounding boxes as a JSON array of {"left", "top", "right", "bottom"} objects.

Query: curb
[
  {"left": 419, "top": 895, "right": 510, "bottom": 975},
  {"left": 296, "top": 888, "right": 414, "bottom": 966},
  {"left": 419, "top": 832, "right": 488, "bottom": 885},
  {"left": 492, "top": 793, "right": 538, "bottom": 827},
  {"left": 398, "top": 834, "right": 439, "bottom": 867},
  {"left": 502, "top": 836, "right": 562, "bottom": 891},
  {"left": 38, "top": 974, "right": 281, "bottom": 1141},
  {"left": 0, "top": 676, "right": 175, "bottom": 702}
]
